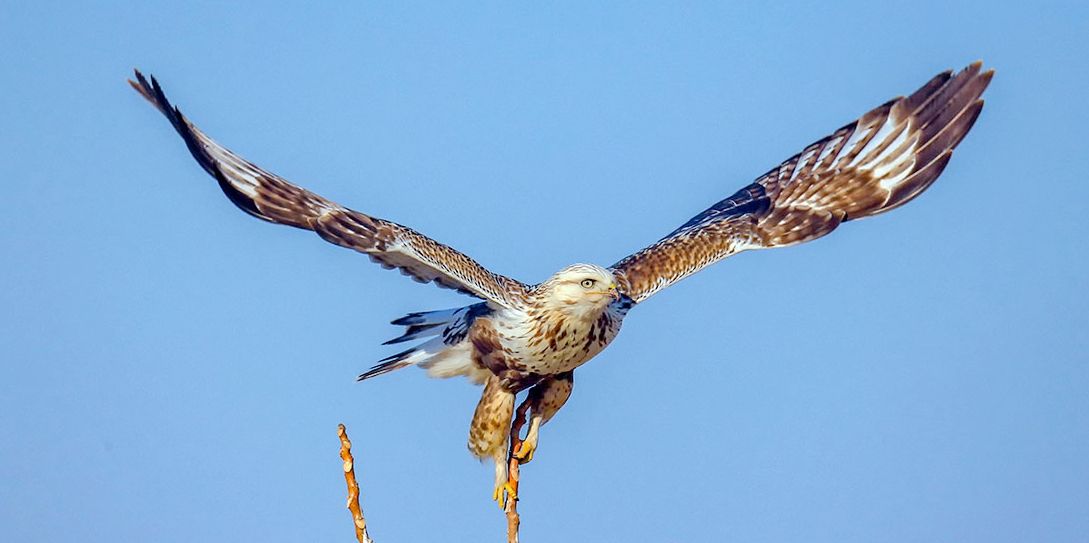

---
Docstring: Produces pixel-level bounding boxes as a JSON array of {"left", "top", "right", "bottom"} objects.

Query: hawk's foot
[
  {"left": 492, "top": 481, "right": 518, "bottom": 509},
  {"left": 513, "top": 437, "right": 537, "bottom": 464}
]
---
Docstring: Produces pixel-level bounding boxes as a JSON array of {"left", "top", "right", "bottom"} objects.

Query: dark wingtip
[
  {"left": 128, "top": 69, "right": 176, "bottom": 117},
  {"left": 127, "top": 69, "right": 145, "bottom": 93},
  {"left": 978, "top": 68, "right": 995, "bottom": 91},
  {"left": 129, "top": 72, "right": 216, "bottom": 176},
  {"left": 128, "top": 69, "right": 155, "bottom": 103},
  {"left": 129, "top": 70, "right": 184, "bottom": 133},
  {"left": 129, "top": 71, "right": 278, "bottom": 225}
]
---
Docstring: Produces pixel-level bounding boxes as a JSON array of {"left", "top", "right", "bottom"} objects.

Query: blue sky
[{"left": 2, "top": 2, "right": 1087, "bottom": 542}]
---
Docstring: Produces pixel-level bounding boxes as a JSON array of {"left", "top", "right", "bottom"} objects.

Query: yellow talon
[
  {"left": 493, "top": 481, "right": 518, "bottom": 509},
  {"left": 513, "top": 440, "right": 536, "bottom": 464}
]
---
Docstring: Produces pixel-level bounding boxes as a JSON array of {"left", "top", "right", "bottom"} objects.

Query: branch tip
[{"left": 338, "top": 423, "right": 374, "bottom": 543}]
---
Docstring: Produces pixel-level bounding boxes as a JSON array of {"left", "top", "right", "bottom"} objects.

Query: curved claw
[
  {"left": 493, "top": 481, "right": 518, "bottom": 509},
  {"left": 513, "top": 439, "right": 536, "bottom": 464}
]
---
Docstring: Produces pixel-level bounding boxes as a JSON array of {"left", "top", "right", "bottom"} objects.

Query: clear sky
[{"left": 2, "top": 2, "right": 1087, "bottom": 542}]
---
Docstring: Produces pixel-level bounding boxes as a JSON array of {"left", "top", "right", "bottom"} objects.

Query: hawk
[{"left": 131, "top": 62, "right": 992, "bottom": 505}]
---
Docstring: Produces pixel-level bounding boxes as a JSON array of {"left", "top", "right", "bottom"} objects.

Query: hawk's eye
[{"left": 580, "top": 279, "right": 596, "bottom": 289}]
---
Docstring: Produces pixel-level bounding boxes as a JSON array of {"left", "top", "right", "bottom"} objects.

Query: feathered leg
[
  {"left": 514, "top": 371, "right": 574, "bottom": 464},
  {"left": 468, "top": 374, "right": 516, "bottom": 507}
]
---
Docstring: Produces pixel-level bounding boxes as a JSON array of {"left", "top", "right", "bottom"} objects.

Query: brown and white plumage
[
  {"left": 612, "top": 62, "right": 992, "bottom": 302},
  {"left": 129, "top": 71, "right": 529, "bottom": 310},
  {"left": 131, "top": 62, "right": 991, "bottom": 503}
]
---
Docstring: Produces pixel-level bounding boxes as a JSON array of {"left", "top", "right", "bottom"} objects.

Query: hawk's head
[{"left": 535, "top": 264, "right": 619, "bottom": 318}]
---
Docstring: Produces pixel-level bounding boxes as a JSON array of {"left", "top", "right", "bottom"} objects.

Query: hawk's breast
[{"left": 504, "top": 304, "right": 627, "bottom": 376}]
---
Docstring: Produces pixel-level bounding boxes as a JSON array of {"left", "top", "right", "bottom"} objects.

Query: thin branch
[
  {"left": 338, "top": 406, "right": 530, "bottom": 542},
  {"left": 338, "top": 423, "right": 375, "bottom": 543},
  {"left": 504, "top": 398, "right": 533, "bottom": 543}
]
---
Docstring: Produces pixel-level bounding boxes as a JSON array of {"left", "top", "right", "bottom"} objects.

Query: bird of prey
[{"left": 130, "top": 62, "right": 992, "bottom": 505}]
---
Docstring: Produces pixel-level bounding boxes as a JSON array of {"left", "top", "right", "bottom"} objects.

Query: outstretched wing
[
  {"left": 611, "top": 62, "right": 993, "bottom": 303},
  {"left": 130, "top": 70, "right": 529, "bottom": 309}
]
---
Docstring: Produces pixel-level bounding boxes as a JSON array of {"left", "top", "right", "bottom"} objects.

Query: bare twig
[
  {"left": 338, "top": 424, "right": 374, "bottom": 543},
  {"left": 505, "top": 398, "right": 533, "bottom": 543},
  {"left": 337, "top": 407, "right": 530, "bottom": 542}
]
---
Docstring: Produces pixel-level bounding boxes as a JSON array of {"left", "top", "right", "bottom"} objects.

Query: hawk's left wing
[
  {"left": 611, "top": 62, "right": 993, "bottom": 303},
  {"left": 130, "top": 70, "right": 530, "bottom": 309}
]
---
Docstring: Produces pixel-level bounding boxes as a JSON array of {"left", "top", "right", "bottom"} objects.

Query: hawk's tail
[
  {"left": 357, "top": 303, "right": 491, "bottom": 381},
  {"left": 358, "top": 336, "right": 449, "bottom": 381}
]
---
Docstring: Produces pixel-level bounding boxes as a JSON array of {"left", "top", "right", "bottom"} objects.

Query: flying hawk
[{"left": 131, "top": 62, "right": 992, "bottom": 505}]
